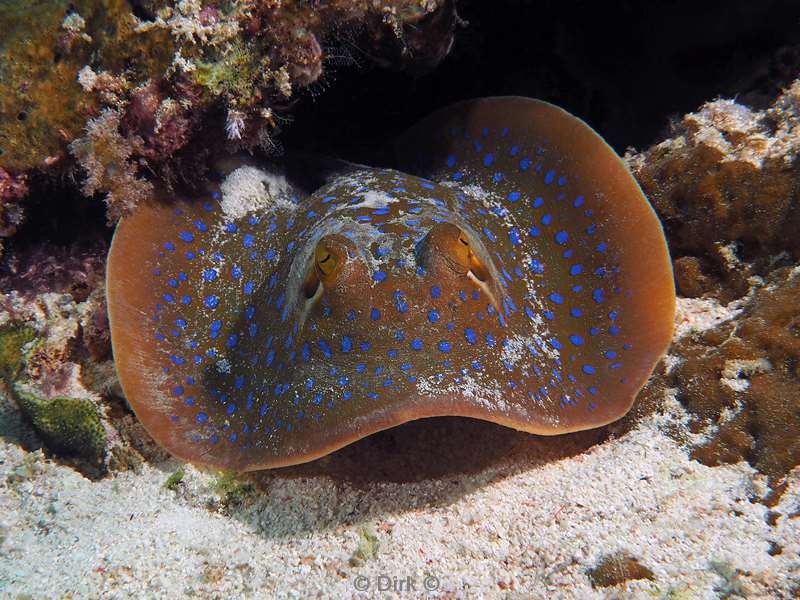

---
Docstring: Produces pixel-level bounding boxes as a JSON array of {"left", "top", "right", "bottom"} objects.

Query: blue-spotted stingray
[{"left": 107, "top": 97, "right": 675, "bottom": 471}]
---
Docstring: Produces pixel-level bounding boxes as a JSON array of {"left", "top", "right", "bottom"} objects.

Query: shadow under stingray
[
  {"left": 268, "top": 415, "right": 610, "bottom": 486},
  {"left": 232, "top": 376, "right": 667, "bottom": 539},
  {"left": 262, "top": 371, "right": 667, "bottom": 486}
]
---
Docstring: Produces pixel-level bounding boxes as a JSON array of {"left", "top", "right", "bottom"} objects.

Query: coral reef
[
  {"left": 0, "top": 0, "right": 458, "bottom": 236},
  {"left": 628, "top": 81, "right": 800, "bottom": 301},
  {"left": 666, "top": 266, "right": 800, "bottom": 500}
]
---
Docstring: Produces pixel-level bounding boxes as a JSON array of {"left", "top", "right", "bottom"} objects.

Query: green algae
[
  {"left": 0, "top": 321, "right": 105, "bottom": 458},
  {"left": 191, "top": 40, "right": 273, "bottom": 107},
  {"left": 164, "top": 465, "right": 186, "bottom": 490},
  {"left": 349, "top": 526, "right": 379, "bottom": 566},
  {"left": 12, "top": 384, "right": 106, "bottom": 458},
  {"left": 0, "top": 322, "right": 38, "bottom": 379},
  {"left": 212, "top": 471, "right": 255, "bottom": 506}
]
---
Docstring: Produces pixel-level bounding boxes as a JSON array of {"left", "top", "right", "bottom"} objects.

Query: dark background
[{"left": 286, "top": 0, "right": 800, "bottom": 160}]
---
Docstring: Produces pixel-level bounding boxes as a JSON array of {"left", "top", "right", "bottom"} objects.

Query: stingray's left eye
[
  {"left": 303, "top": 238, "right": 344, "bottom": 299},
  {"left": 315, "top": 243, "right": 337, "bottom": 277}
]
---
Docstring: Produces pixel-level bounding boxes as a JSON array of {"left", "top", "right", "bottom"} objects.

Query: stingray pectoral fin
[
  {"left": 107, "top": 186, "right": 300, "bottom": 471},
  {"left": 394, "top": 97, "right": 675, "bottom": 432}
]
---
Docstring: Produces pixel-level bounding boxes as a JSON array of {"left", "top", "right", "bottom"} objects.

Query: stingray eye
[
  {"left": 315, "top": 243, "right": 337, "bottom": 277},
  {"left": 303, "top": 239, "right": 342, "bottom": 299},
  {"left": 451, "top": 228, "right": 488, "bottom": 283}
]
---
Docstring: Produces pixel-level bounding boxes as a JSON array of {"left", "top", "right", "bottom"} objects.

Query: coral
[
  {"left": 666, "top": 265, "right": 800, "bottom": 500},
  {"left": 11, "top": 383, "right": 106, "bottom": 458},
  {"left": 628, "top": 82, "right": 800, "bottom": 301},
  {"left": 0, "top": 1, "right": 174, "bottom": 173},
  {"left": 587, "top": 553, "right": 654, "bottom": 588},
  {"left": 1, "top": 0, "right": 458, "bottom": 230},
  {"left": 69, "top": 109, "right": 154, "bottom": 222}
]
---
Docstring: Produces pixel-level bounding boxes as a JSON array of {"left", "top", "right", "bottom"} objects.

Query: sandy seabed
[{"left": 0, "top": 298, "right": 798, "bottom": 599}]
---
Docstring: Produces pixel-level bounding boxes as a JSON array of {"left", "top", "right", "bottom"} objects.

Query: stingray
[{"left": 107, "top": 97, "right": 675, "bottom": 471}]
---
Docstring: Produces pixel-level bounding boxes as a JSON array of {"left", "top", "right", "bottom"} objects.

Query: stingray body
[{"left": 107, "top": 98, "right": 675, "bottom": 470}]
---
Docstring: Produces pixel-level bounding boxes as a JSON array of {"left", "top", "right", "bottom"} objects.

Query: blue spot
[
  {"left": 483, "top": 154, "right": 494, "bottom": 167},
  {"left": 549, "top": 292, "right": 564, "bottom": 305},
  {"left": 204, "top": 295, "right": 220, "bottom": 309},
  {"left": 493, "top": 172, "right": 504, "bottom": 183},
  {"left": 446, "top": 154, "right": 456, "bottom": 168},
  {"left": 596, "top": 242, "right": 607, "bottom": 253},
  {"left": 373, "top": 271, "right": 387, "bottom": 283},
  {"left": 544, "top": 170, "right": 556, "bottom": 185},
  {"left": 465, "top": 328, "right": 477, "bottom": 344},
  {"left": 509, "top": 228, "right": 521, "bottom": 246},
  {"left": 582, "top": 365, "right": 596, "bottom": 374},
  {"left": 163, "top": 293, "right": 175, "bottom": 303},
  {"left": 357, "top": 215, "right": 372, "bottom": 223},
  {"left": 592, "top": 289, "right": 605, "bottom": 304},
  {"left": 428, "top": 310, "right": 440, "bottom": 323},
  {"left": 164, "top": 242, "right": 175, "bottom": 252},
  {"left": 570, "top": 307, "right": 583, "bottom": 317},
  {"left": 194, "top": 220, "right": 208, "bottom": 232},
  {"left": 371, "top": 308, "right": 381, "bottom": 321},
  {"left": 528, "top": 226, "right": 541, "bottom": 238},
  {"left": 542, "top": 214, "right": 552, "bottom": 226},
  {"left": 431, "top": 285, "right": 441, "bottom": 299},
  {"left": 230, "top": 265, "right": 242, "bottom": 279},
  {"left": 438, "top": 340, "right": 452, "bottom": 353},
  {"left": 243, "top": 234, "right": 254, "bottom": 248},
  {"left": 483, "top": 227, "right": 496, "bottom": 242},
  {"left": 557, "top": 175, "right": 566, "bottom": 186},
  {"left": 570, "top": 264, "right": 583, "bottom": 276},
  {"left": 319, "top": 340, "right": 333, "bottom": 359},
  {"left": 346, "top": 309, "right": 356, "bottom": 321},
  {"left": 507, "top": 191, "right": 521, "bottom": 202},
  {"left": 196, "top": 412, "right": 208, "bottom": 424},
  {"left": 574, "top": 196, "right": 585, "bottom": 208},
  {"left": 360, "top": 341, "right": 371, "bottom": 352},
  {"left": 609, "top": 325, "right": 621, "bottom": 336},
  {"left": 485, "top": 333, "right": 495, "bottom": 347},
  {"left": 411, "top": 338, "right": 423, "bottom": 351},
  {"left": 179, "top": 231, "right": 194, "bottom": 243},
  {"left": 520, "top": 158, "right": 531, "bottom": 170},
  {"left": 555, "top": 231, "right": 568, "bottom": 245},
  {"left": 569, "top": 335, "right": 584, "bottom": 346},
  {"left": 341, "top": 336, "right": 352, "bottom": 352}
]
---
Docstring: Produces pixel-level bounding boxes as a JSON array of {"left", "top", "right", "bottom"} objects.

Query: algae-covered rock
[
  {"left": 11, "top": 383, "right": 106, "bottom": 458},
  {"left": 0, "top": 320, "right": 106, "bottom": 458},
  {"left": 667, "top": 265, "right": 800, "bottom": 500},
  {"left": 628, "top": 82, "right": 800, "bottom": 301},
  {"left": 0, "top": 322, "right": 38, "bottom": 380}
]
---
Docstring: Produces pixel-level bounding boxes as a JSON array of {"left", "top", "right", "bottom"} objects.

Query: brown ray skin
[
  {"left": 108, "top": 99, "right": 675, "bottom": 472},
  {"left": 393, "top": 96, "right": 676, "bottom": 432},
  {"left": 108, "top": 195, "right": 558, "bottom": 472}
]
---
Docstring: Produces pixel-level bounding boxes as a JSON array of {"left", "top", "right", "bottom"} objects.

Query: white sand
[{"left": 1, "top": 380, "right": 798, "bottom": 598}]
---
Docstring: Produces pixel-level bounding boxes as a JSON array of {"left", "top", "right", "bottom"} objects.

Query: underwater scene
[{"left": 0, "top": 1, "right": 798, "bottom": 598}]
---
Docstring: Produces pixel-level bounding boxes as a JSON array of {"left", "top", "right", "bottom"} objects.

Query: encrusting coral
[
  {"left": 625, "top": 82, "right": 800, "bottom": 501},
  {"left": 666, "top": 266, "right": 800, "bottom": 502},
  {"left": 628, "top": 81, "right": 800, "bottom": 301}
]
